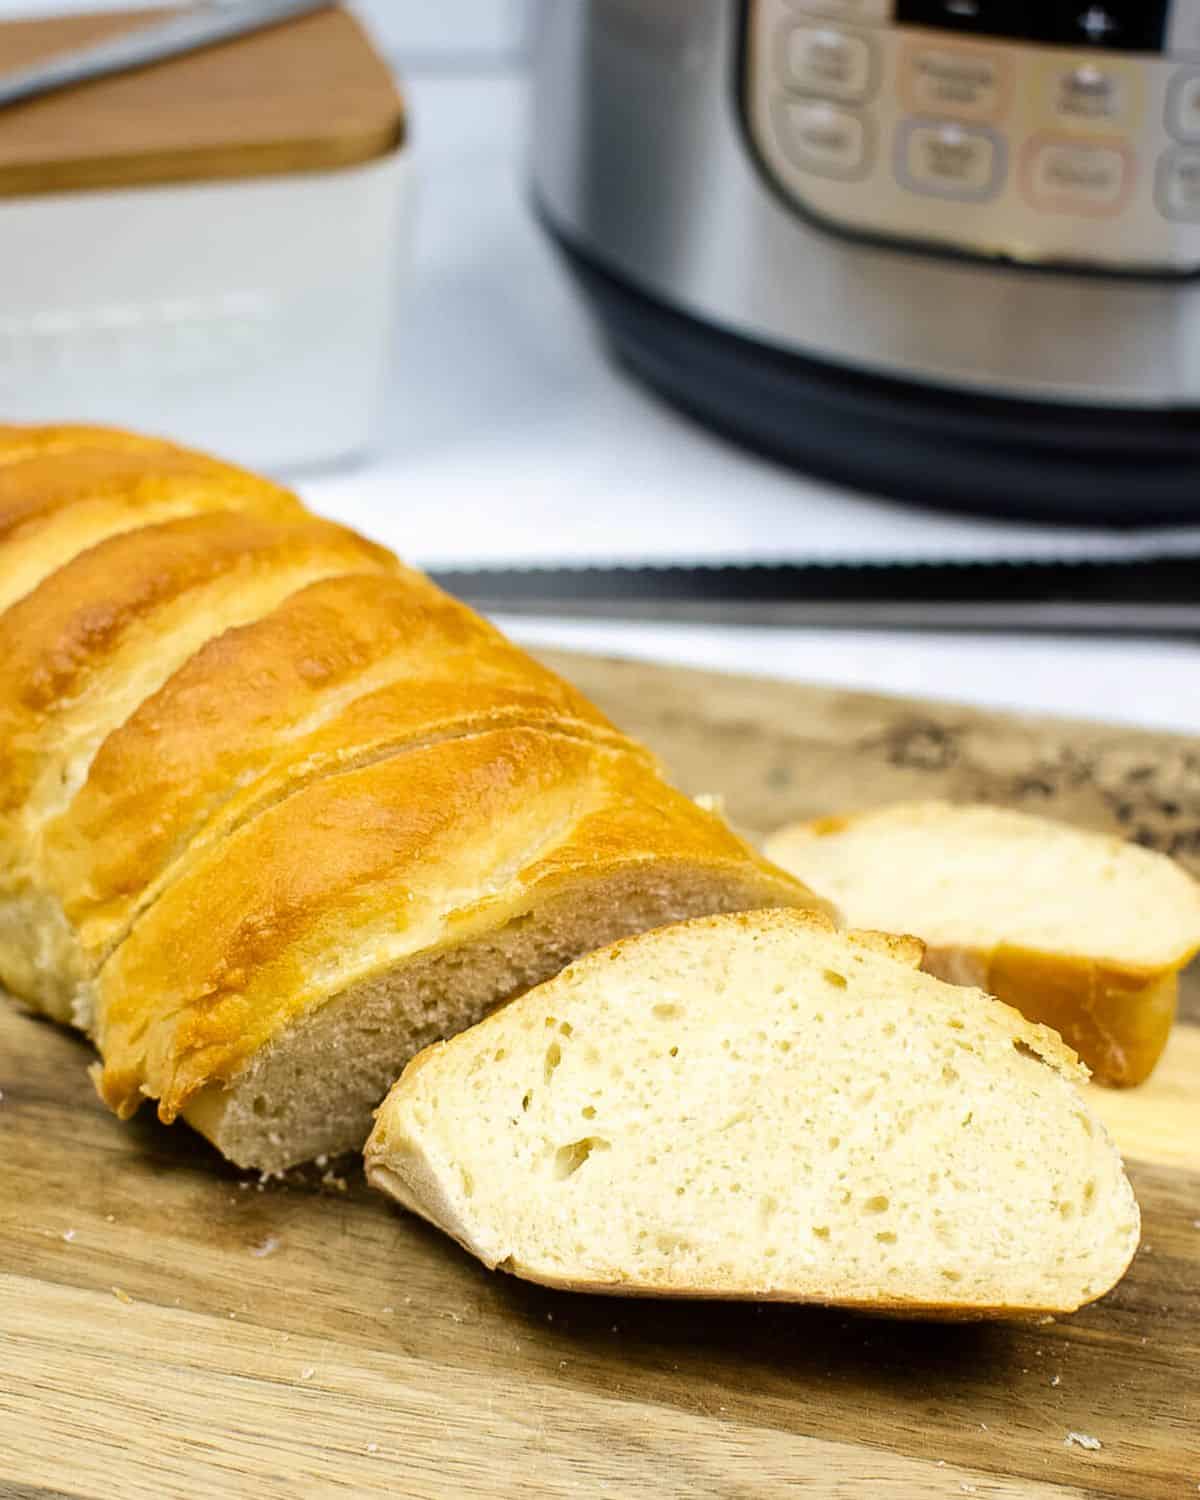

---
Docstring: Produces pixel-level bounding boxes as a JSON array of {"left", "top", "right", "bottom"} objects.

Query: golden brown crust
[
  {"left": 0, "top": 512, "right": 394, "bottom": 837},
  {"left": 95, "top": 729, "right": 819, "bottom": 1122},
  {"left": 41, "top": 571, "right": 641, "bottom": 967},
  {"left": 847, "top": 928, "right": 925, "bottom": 968},
  {"left": 980, "top": 946, "right": 1176, "bottom": 1088},
  {"left": 0, "top": 422, "right": 175, "bottom": 468},
  {"left": 0, "top": 425, "right": 302, "bottom": 614}
]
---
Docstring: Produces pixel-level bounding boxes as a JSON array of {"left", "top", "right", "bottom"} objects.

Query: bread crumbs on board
[{"left": 1065, "top": 1432, "right": 1102, "bottom": 1452}]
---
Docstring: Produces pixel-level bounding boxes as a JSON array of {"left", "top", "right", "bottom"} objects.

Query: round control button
[
  {"left": 896, "top": 120, "right": 1005, "bottom": 200},
  {"left": 902, "top": 43, "right": 1010, "bottom": 122},
  {"left": 780, "top": 25, "right": 877, "bottom": 101},
  {"left": 1055, "top": 65, "right": 1126, "bottom": 123},
  {"left": 1022, "top": 136, "right": 1133, "bottom": 215},
  {"left": 1167, "top": 71, "right": 1200, "bottom": 143},
  {"left": 1157, "top": 147, "right": 1200, "bottom": 219},
  {"left": 1033, "top": 53, "right": 1142, "bottom": 133},
  {"left": 772, "top": 96, "right": 873, "bottom": 178}
]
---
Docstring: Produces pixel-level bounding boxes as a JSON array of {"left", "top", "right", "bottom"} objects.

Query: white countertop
[{"left": 297, "top": 67, "right": 1200, "bottom": 737}]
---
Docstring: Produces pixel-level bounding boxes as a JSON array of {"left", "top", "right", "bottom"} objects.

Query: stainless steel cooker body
[{"left": 531, "top": 0, "right": 1200, "bottom": 520}]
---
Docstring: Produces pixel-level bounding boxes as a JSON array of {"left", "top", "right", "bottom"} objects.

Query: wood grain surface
[
  {"left": 0, "top": 6, "right": 403, "bottom": 197},
  {"left": 2, "top": 653, "right": 1197, "bottom": 1499}
]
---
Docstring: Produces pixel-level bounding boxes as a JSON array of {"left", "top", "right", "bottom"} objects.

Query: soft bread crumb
[
  {"left": 366, "top": 909, "right": 1139, "bottom": 1315},
  {"left": 767, "top": 800, "right": 1200, "bottom": 969},
  {"left": 189, "top": 865, "right": 813, "bottom": 1171},
  {"left": 767, "top": 801, "right": 1200, "bottom": 1087}
]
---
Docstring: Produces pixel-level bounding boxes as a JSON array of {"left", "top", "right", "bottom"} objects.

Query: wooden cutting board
[{"left": 2, "top": 653, "right": 1197, "bottom": 1500}]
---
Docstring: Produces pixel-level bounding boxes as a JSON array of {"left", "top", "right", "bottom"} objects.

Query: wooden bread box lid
[{"left": 0, "top": 4, "right": 405, "bottom": 198}]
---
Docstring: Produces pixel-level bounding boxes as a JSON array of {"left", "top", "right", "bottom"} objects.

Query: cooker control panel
[{"left": 744, "top": 0, "right": 1200, "bottom": 270}]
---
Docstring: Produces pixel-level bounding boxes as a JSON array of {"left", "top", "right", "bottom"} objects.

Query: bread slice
[
  {"left": 766, "top": 802, "right": 1200, "bottom": 1087},
  {"left": 366, "top": 909, "right": 1140, "bottom": 1317},
  {"left": 34, "top": 570, "right": 637, "bottom": 1024},
  {"left": 94, "top": 729, "right": 820, "bottom": 1171},
  {"left": 0, "top": 424, "right": 828, "bottom": 1171}
]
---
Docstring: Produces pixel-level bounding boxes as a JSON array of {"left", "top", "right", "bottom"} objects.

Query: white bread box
[{"left": 0, "top": 5, "right": 410, "bottom": 471}]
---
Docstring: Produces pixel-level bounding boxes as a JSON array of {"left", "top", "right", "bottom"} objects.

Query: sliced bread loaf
[
  {"left": 0, "top": 423, "right": 826, "bottom": 1171},
  {"left": 766, "top": 801, "right": 1200, "bottom": 1086},
  {"left": 365, "top": 909, "right": 1139, "bottom": 1316}
]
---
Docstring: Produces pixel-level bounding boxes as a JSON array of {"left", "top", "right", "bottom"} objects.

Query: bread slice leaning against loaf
[
  {"left": 766, "top": 801, "right": 1200, "bottom": 1087},
  {"left": 0, "top": 423, "right": 827, "bottom": 1171},
  {"left": 366, "top": 909, "right": 1140, "bottom": 1317}
]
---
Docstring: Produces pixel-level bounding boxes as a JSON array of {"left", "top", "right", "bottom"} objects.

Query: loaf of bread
[
  {"left": 366, "top": 908, "right": 1139, "bottom": 1316},
  {"left": 0, "top": 423, "right": 824, "bottom": 1169},
  {"left": 766, "top": 801, "right": 1200, "bottom": 1087}
]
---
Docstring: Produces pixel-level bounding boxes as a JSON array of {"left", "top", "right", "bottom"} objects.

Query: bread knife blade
[{"left": 430, "top": 557, "right": 1200, "bottom": 634}]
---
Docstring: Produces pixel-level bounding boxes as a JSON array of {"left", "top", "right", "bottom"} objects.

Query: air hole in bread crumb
[
  {"left": 544, "top": 1043, "right": 561, "bottom": 1084},
  {"left": 942, "top": 1063, "right": 959, "bottom": 1085},
  {"left": 778, "top": 1039, "right": 792, "bottom": 1053},
  {"left": 459, "top": 1168, "right": 474, "bottom": 1199},
  {"left": 553, "top": 1138, "right": 609, "bottom": 1180},
  {"left": 948, "top": 1018, "right": 965, "bottom": 1030},
  {"left": 521, "top": 1091, "right": 532, "bottom": 1112},
  {"left": 875, "top": 1231, "right": 897, "bottom": 1244},
  {"left": 882, "top": 1022, "right": 896, "bottom": 1037},
  {"left": 863, "top": 1195, "right": 890, "bottom": 1214},
  {"left": 252, "top": 1096, "right": 268, "bottom": 1118},
  {"left": 653, "top": 1003, "right": 680, "bottom": 1020},
  {"left": 1013, "top": 1040, "right": 1051, "bottom": 1068},
  {"left": 1082, "top": 1179, "right": 1096, "bottom": 1212},
  {"left": 942, "top": 1269, "right": 963, "bottom": 1282},
  {"left": 493, "top": 1049, "right": 506, "bottom": 1063},
  {"left": 823, "top": 970, "right": 847, "bottom": 989},
  {"left": 559, "top": 1021, "right": 573, "bottom": 1037},
  {"left": 581, "top": 1105, "right": 596, "bottom": 1119},
  {"left": 828, "top": 1137, "right": 841, "bottom": 1150},
  {"left": 812, "top": 1226, "right": 830, "bottom": 1239},
  {"left": 669, "top": 1046, "right": 679, "bottom": 1058},
  {"left": 1058, "top": 1201, "right": 1074, "bottom": 1219}
]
